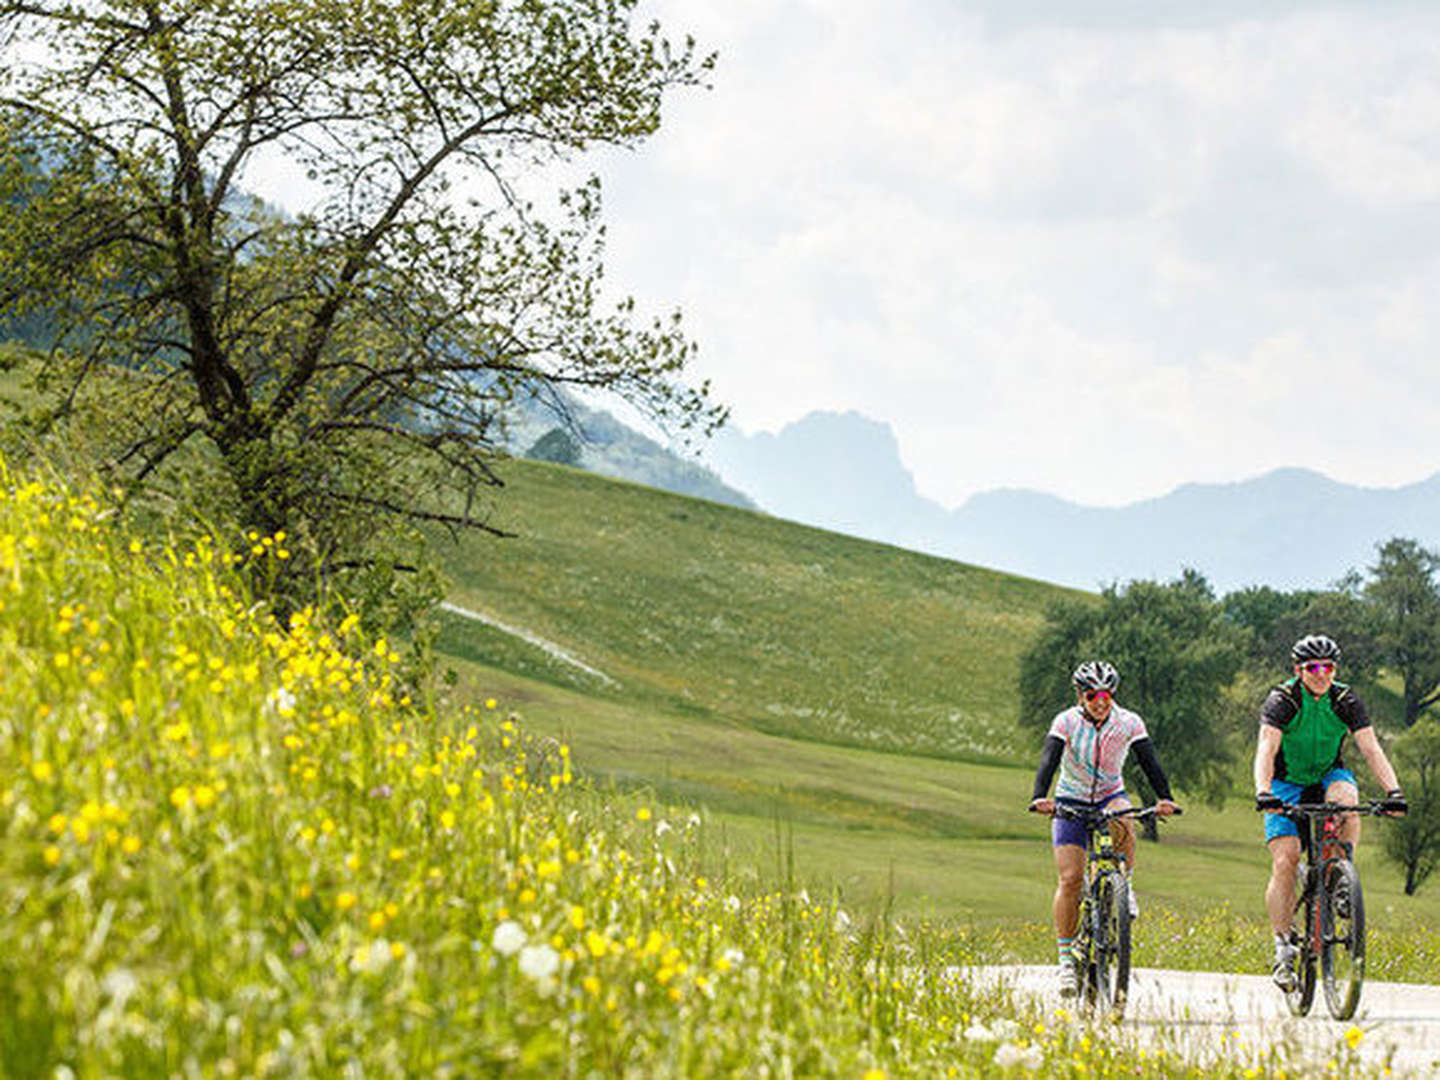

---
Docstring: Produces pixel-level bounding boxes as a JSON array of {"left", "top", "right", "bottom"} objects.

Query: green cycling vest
[{"left": 1275, "top": 676, "right": 1351, "bottom": 785}]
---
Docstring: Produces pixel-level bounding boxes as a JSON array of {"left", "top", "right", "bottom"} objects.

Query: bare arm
[
  {"left": 1352, "top": 727, "right": 1400, "bottom": 793},
  {"left": 1254, "top": 724, "right": 1283, "bottom": 794}
]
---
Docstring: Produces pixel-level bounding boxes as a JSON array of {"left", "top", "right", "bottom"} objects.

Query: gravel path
[{"left": 967, "top": 965, "right": 1440, "bottom": 1076}]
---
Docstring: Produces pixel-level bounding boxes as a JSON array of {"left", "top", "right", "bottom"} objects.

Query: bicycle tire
[
  {"left": 1321, "top": 858, "right": 1365, "bottom": 1020},
  {"left": 1286, "top": 866, "right": 1317, "bottom": 1017},
  {"left": 1072, "top": 897, "right": 1095, "bottom": 1007},
  {"left": 1076, "top": 891, "right": 1103, "bottom": 1013},
  {"left": 1092, "top": 871, "right": 1131, "bottom": 1020}
]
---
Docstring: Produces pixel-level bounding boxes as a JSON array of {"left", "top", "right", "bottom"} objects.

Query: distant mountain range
[{"left": 701, "top": 410, "right": 1440, "bottom": 594}]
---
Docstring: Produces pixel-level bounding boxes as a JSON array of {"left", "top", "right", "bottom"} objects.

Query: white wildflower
[
  {"left": 722, "top": 947, "right": 745, "bottom": 969},
  {"left": 268, "top": 686, "right": 297, "bottom": 716},
  {"left": 992, "top": 1043, "right": 1022, "bottom": 1069},
  {"left": 725, "top": 895, "right": 741, "bottom": 914},
  {"left": 491, "top": 921, "right": 526, "bottom": 957},
  {"left": 518, "top": 944, "right": 560, "bottom": 980},
  {"left": 100, "top": 968, "right": 139, "bottom": 1009},
  {"left": 834, "top": 909, "right": 852, "bottom": 932},
  {"left": 963, "top": 1022, "right": 996, "bottom": 1042},
  {"left": 350, "top": 941, "right": 392, "bottom": 975},
  {"left": 992, "top": 1042, "right": 1042, "bottom": 1071},
  {"left": 991, "top": 1017, "right": 1021, "bottom": 1040},
  {"left": 655, "top": 820, "right": 672, "bottom": 837}
]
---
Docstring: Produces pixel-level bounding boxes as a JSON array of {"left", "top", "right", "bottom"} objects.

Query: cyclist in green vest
[{"left": 1254, "top": 634, "right": 1407, "bottom": 989}]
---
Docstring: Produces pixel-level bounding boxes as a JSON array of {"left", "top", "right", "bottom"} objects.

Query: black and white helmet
[
  {"left": 1291, "top": 634, "right": 1341, "bottom": 664},
  {"left": 1072, "top": 660, "right": 1120, "bottom": 693}
]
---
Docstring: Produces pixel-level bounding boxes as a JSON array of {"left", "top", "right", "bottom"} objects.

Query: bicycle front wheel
[
  {"left": 1321, "top": 859, "right": 1365, "bottom": 1020},
  {"left": 1284, "top": 869, "right": 1319, "bottom": 1019},
  {"left": 1091, "top": 871, "right": 1131, "bottom": 1021}
]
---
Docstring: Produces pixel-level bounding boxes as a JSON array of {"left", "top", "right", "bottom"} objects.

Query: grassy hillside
[
  {"left": 429, "top": 460, "right": 1440, "bottom": 971},
  {"left": 435, "top": 458, "right": 1080, "bottom": 763},
  {"left": 2, "top": 459, "right": 1326, "bottom": 1078}
]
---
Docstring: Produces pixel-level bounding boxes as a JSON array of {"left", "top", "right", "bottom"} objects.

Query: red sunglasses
[
  {"left": 1083, "top": 689, "right": 1112, "bottom": 702},
  {"left": 1302, "top": 661, "right": 1336, "bottom": 675}
]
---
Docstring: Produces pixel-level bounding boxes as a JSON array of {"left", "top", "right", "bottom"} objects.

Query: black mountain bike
[
  {"left": 1052, "top": 803, "right": 1180, "bottom": 1021},
  {"left": 1268, "top": 801, "right": 1394, "bottom": 1021}
]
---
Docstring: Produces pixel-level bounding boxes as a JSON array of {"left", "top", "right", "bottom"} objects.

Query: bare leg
[
  {"left": 1327, "top": 777, "right": 1361, "bottom": 851},
  {"left": 1053, "top": 844, "right": 1085, "bottom": 938},
  {"left": 1266, "top": 836, "right": 1301, "bottom": 937},
  {"left": 1108, "top": 797, "right": 1136, "bottom": 874}
]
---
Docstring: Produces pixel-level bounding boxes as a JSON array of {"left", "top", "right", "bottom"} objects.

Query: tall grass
[{"left": 0, "top": 460, "right": 1385, "bottom": 1077}]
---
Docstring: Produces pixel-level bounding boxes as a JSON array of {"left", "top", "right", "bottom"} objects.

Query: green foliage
[
  {"left": 0, "top": 0, "right": 722, "bottom": 603},
  {"left": 1020, "top": 570, "right": 1246, "bottom": 806},
  {"left": 526, "top": 426, "right": 582, "bottom": 466},
  {"left": 1384, "top": 718, "right": 1440, "bottom": 894},
  {"left": 1365, "top": 538, "right": 1440, "bottom": 726},
  {"left": 1221, "top": 579, "right": 1382, "bottom": 683}
]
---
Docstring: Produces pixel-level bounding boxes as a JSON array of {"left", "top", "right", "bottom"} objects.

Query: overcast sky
[{"left": 578, "top": 0, "right": 1440, "bottom": 508}]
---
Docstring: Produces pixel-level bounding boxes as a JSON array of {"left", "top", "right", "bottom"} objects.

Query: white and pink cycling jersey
[{"left": 1047, "top": 703, "right": 1150, "bottom": 802}]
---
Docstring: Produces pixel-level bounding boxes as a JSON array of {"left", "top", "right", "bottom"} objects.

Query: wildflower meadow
[{"left": 0, "top": 460, "right": 1392, "bottom": 1076}]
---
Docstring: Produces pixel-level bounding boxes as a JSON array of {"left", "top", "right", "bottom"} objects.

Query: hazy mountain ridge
[
  {"left": 503, "top": 393, "right": 756, "bottom": 510},
  {"left": 704, "top": 412, "right": 1440, "bottom": 593}
]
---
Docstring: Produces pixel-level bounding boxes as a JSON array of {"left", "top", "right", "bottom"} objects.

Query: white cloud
[{"left": 594, "top": 1, "right": 1440, "bottom": 507}]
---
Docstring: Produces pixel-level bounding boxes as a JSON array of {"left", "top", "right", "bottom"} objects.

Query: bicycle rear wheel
[
  {"left": 1091, "top": 871, "right": 1131, "bottom": 1020},
  {"left": 1321, "top": 859, "right": 1365, "bottom": 1020}
]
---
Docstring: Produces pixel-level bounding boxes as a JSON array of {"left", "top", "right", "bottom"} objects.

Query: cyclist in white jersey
[{"left": 1029, "top": 660, "right": 1178, "bottom": 996}]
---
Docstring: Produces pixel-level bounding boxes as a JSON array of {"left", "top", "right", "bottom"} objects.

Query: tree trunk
[{"left": 215, "top": 426, "right": 288, "bottom": 540}]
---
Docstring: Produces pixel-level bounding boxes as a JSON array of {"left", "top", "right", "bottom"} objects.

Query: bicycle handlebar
[
  {"left": 1266, "top": 801, "right": 1398, "bottom": 818},
  {"left": 1045, "top": 803, "right": 1183, "bottom": 822}
]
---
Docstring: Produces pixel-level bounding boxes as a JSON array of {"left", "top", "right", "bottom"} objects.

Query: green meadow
[
  {"left": 4, "top": 459, "right": 1335, "bottom": 1078},
  {"left": 3, "top": 426, "right": 1432, "bottom": 1076},
  {"left": 430, "top": 459, "right": 1440, "bottom": 980}
]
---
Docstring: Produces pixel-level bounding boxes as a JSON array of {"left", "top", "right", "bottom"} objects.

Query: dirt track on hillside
[{"left": 967, "top": 965, "right": 1440, "bottom": 1076}]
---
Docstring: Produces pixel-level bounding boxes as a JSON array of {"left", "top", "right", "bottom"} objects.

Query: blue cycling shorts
[{"left": 1263, "top": 768, "right": 1357, "bottom": 844}]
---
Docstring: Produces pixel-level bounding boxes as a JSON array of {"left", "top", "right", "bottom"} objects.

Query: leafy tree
[
  {"left": 1222, "top": 577, "right": 1382, "bottom": 684},
  {"left": 1222, "top": 584, "right": 1309, "bottom": 666},
  {"left": 526, "top": 427, "right": 581, "bottom": 466},
  {"left": 1019, "top": 570, "right": 1246, "bottom": 813},
  {"left": 1365, "top": 538, "right": 1440, "bottom": 726},
  {"left": 0, "top": 0, "right": 722, "bottom": 594},
  {"left": 1281, "top": 574, "right": 1384, "bottom": 685},
  {"left": 1383, "top": 718, "right": 1440, "bottom": 895}
]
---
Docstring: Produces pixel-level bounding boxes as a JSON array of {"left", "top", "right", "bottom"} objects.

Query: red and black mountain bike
[{"left": 1268, "top": 801, "right": 1397, "bottom": 1020}]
